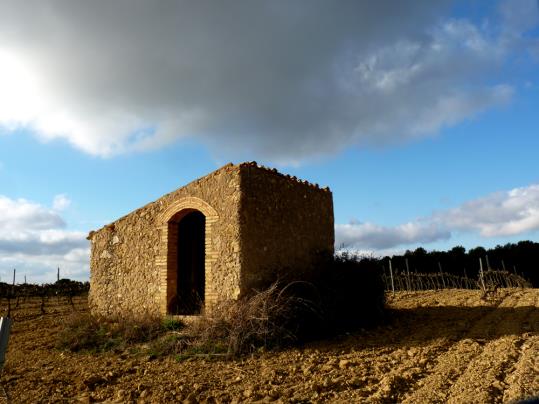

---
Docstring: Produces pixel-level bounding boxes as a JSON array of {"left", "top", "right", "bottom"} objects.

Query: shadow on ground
[{"left": 307, "top": 303, "right": 539, "bottom": 353}]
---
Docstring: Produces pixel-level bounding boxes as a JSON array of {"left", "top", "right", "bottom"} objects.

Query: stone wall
[
  {"left": 89, "top": 162, "right": 335, "bottom": 319},
  {"left": 238, "top": 163, "right": 334, "bottom": 293},
  {"left": 89, "top": 164, "right": 242, "bottom": 319}
]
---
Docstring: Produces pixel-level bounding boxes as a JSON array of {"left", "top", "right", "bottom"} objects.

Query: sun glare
[{"left": 0, "top": 49, "right": 44, "bottom": 126}]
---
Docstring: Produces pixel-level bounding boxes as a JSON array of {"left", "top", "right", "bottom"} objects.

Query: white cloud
[
  {"left": 53, "top": 194, "right": 71, "bottom": 211},
  {"left": 0, "top": 195, "right": 88, "bottom": 283},
  {"left": 336, "top": 221, "right": 450, "bottom": 250},
  {"left": 435, "top": 184, "right": 539, "bottom": 237},
  {"left": 0, "top": 1, "right": 534, "bottom": 162},
  {"left": 0, "top": 196, "right": 64, "bottom": 231},
  {"left": 336, "top": 183, "right": 539, "bottom": 250},
  {"left": 0, "top": 252, "right": 88, "bottom": 284}
]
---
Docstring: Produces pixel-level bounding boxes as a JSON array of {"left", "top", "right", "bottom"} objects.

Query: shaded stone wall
[
  {"left": 238, "top": 163, "right": 334, "bottom": 293},
  {"left": 89, "top": 164, "right": 242, "bottom": 319}
]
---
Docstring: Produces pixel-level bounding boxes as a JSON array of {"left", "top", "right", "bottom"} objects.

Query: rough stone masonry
[{"left": 88, "top": 162, "right": 334, "bottom": 319}]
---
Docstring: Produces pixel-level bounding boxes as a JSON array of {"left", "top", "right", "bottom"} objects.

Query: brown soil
[{"left": 1, "top": 289, "right": 538, "bottom": 403}]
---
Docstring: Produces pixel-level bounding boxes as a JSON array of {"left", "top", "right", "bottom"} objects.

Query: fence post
[
  {"left": 0, "top": 316, "right": 12, "bottom": 401},
  {"left": 0, "top": 317, "right": 11, "bottom": 371}
]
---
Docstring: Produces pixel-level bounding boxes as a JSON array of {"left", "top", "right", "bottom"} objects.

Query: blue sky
[{"left": 0, "top": 0, "right": 538, "bottom": 282}]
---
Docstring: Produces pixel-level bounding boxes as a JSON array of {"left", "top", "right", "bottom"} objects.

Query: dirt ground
[{"left": 1, "top": 288, "right": 538, "bottom": 403}]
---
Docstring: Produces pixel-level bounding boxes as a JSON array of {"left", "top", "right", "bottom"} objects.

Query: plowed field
[{"left": 1, "top": 289, "right": 538, "bottom": 403}]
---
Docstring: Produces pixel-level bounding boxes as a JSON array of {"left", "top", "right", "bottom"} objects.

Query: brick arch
[
  {"left": 159, "top": 196, "right": 219, "bottom": 224},
  {"left": 156, "top": 197, "right": 219, "bottom": 315}
]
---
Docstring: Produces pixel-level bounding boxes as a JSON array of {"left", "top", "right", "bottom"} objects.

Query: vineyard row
[
  {"left": 0, "top": 279, "right": 89, "bottom": 317},
  {"left": 382, "top": 269, "right": 532, "bottom": 292}
]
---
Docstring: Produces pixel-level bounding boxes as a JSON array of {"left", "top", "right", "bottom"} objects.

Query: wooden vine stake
[
  {"left": 479, "top": 257, "right": 486, "bottom": 291},
  {"left": 438, "top": 262, "right": 446, "bottom": 289},
  {"left": 405, "top": 258, "right": 411, "bottom": 291},
  {"left": 389, "top": 259, "right": 395, "bottom": 297}
]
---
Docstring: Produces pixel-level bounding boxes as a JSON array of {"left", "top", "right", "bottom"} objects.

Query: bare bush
[{"left": 187, "top": 281, "right": 321, "bottom": 356}]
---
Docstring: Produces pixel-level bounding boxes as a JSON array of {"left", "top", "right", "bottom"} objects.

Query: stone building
[{"left": 88, "top": 162, "right": 334, "bottom": 319}]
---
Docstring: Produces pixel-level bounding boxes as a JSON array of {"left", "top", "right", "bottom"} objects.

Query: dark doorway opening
[{"left": 174, "top": 210, "right": 205, "bottom": 315}]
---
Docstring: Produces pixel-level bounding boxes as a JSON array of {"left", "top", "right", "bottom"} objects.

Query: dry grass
[{"left": 56, "top": 313, "right": 166, "bottom": 353}]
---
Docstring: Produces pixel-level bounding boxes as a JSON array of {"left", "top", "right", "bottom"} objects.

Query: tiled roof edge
[{"left": 238, "top": 161, "right": 331, "bottom": 192}]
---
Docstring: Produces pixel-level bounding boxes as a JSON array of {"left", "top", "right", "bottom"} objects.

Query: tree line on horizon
[{"left": 380, "top": 240, "right": 539, "bottom": 288}]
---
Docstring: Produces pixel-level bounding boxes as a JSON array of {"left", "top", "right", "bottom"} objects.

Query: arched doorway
[
  {"left": 168, "top": 210, "right": 206, "bottom": 315},
  {"left": 158, "top": 196, "right": 218, "bottom": 316}
]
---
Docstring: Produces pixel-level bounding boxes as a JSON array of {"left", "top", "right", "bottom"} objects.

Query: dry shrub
[
  {"left": 56, "top": 313, "right": 104, "bottom": 352},
  {"left": 56, "top": 313, "right": 166, "bottom": 352},
  {"left": 186, "top": 282, "right": 322, "bottom": 356}
]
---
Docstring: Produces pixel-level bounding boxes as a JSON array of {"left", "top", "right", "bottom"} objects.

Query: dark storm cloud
[{"left": 0, "top": 1, "right": 536, "bottom": 162}]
